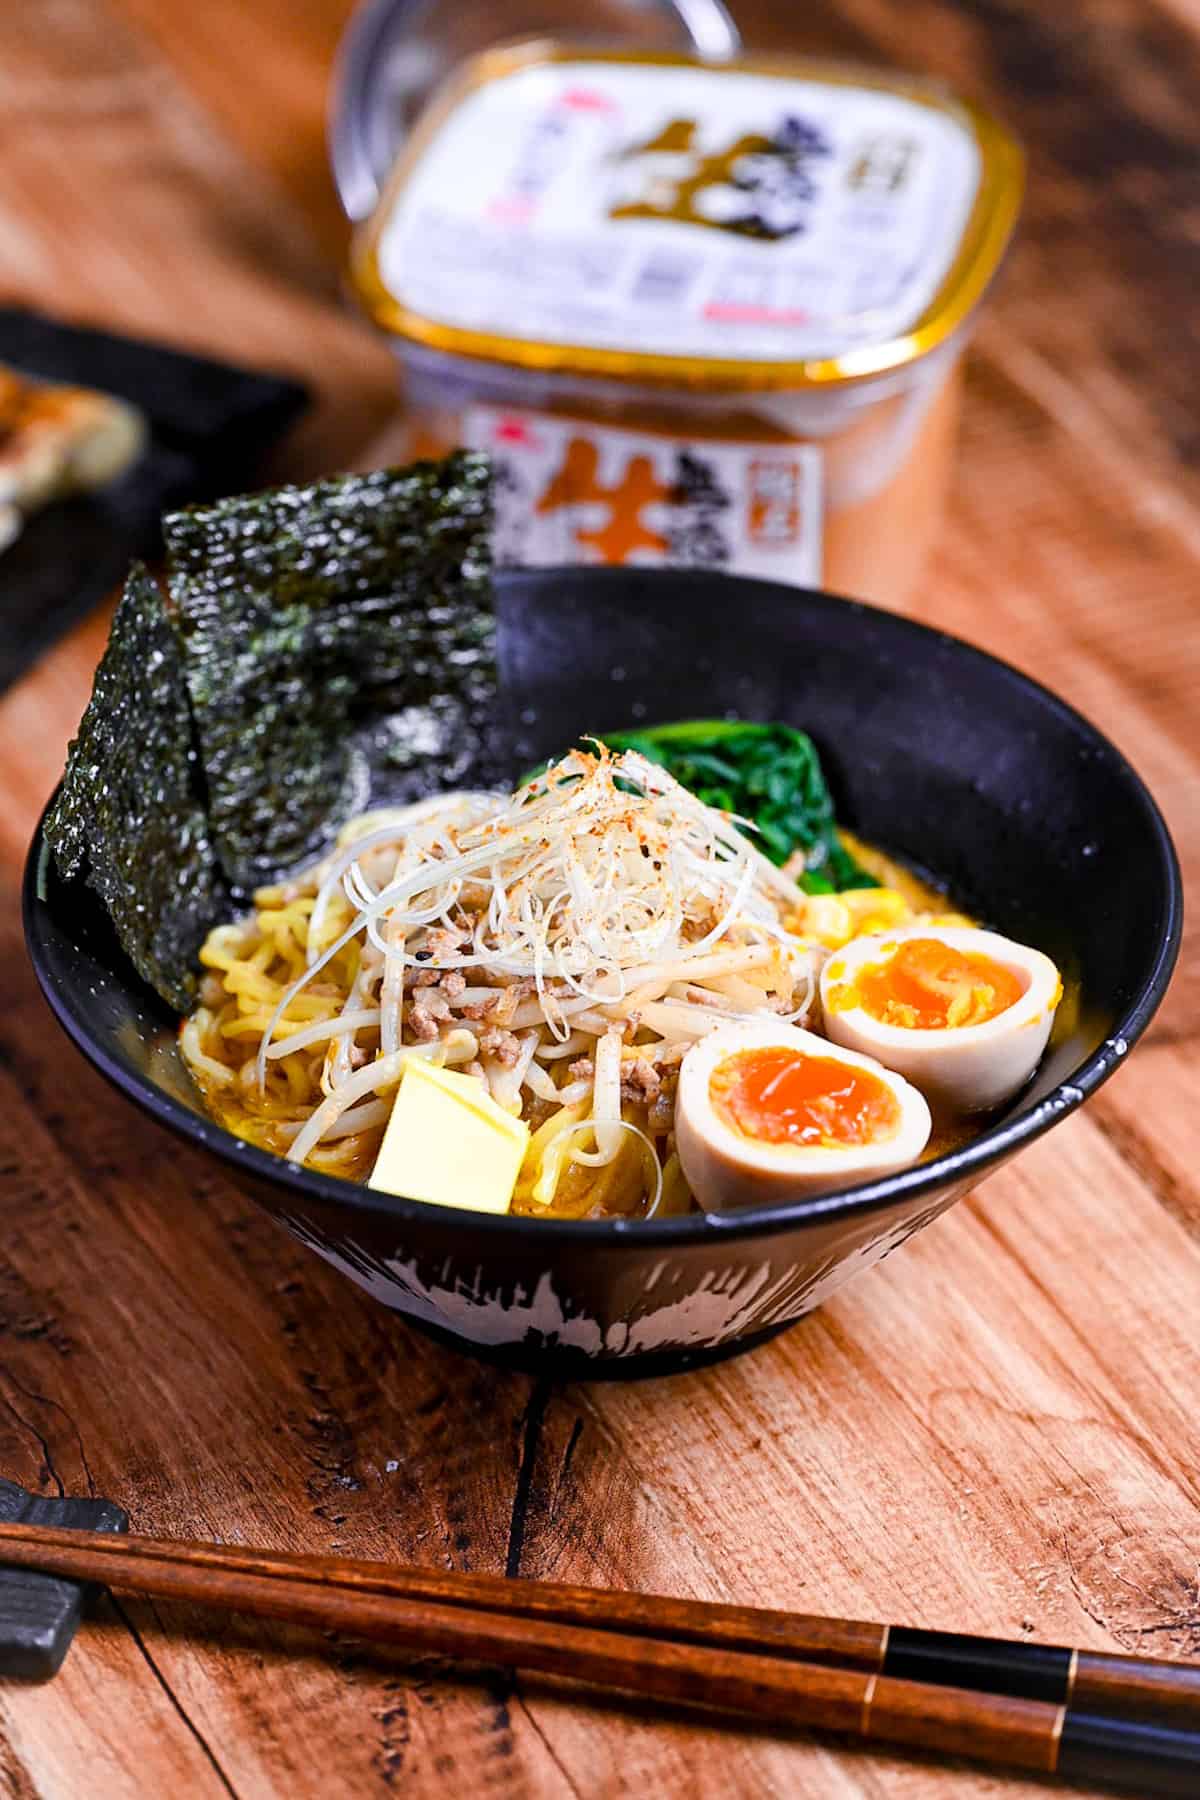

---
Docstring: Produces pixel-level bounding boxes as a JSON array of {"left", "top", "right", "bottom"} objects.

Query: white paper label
[
  {"left": 465, "top": 405, "right": 823, "bottom": 583},
  {"left": 379, "top": 59, "right": 980, "bottom": 364}
]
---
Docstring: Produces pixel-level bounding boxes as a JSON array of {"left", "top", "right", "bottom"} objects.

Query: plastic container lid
[
  {"left": 351, "top": 43, "right": 1023, "bottom": 392},
  {"left": 330, "top": 0, "right": 742, "bottom": 222}
]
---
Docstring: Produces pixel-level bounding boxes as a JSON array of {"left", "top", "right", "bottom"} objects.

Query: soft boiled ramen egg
[
  {"left": 675, "top": 1022, "right": 932, "bottom": 1212},
  {"left": 820, "top": 925, "right": 1062, "bottom": 1115}
]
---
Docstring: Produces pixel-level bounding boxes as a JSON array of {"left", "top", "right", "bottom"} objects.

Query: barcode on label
[{"left": 630, "top": 252, "right": 702, "bottom": 306}]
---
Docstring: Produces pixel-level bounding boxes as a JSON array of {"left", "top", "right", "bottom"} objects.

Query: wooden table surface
[{"left": 1, "top": 2, "right": 1197, "bottom": 1795}]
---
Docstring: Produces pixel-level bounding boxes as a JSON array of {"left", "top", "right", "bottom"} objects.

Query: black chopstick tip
[{"left": 1057, "top": 1711, "right": 1200, "bottom": 1797}]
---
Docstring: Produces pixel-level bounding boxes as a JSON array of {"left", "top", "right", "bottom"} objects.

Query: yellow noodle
[
  {"left": 517, "top": 1101, "right": 591, "bottom": 1209},
  {"left": 182, "top": 775, "right": 973, "bottom": 1218}
]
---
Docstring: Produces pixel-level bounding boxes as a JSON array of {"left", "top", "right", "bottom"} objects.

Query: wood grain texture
[
  {"left": 0, "top": 1, "right": 1198, "bottom": 1796},
  {"left": 0, "top": 1527, "right": 1102, "bottom": 1781},
  {"left": 5, "top": 1522, "right": 1197, "bottom": 1732}
]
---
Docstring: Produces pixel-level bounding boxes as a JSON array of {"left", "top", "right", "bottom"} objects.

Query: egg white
[
  {"left": 674, "top": 1021, "right": 932, "bottom": 1213},
  {"left": 820, "top": 925, "right": 1062, "bottom": 1115}
]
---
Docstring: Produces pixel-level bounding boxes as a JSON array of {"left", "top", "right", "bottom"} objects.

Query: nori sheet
[
  {"left": 44, "top": 564, "right": 231, "bottom": 1011},
  {"left": 163, "top": 452, "right": 495, "bottom": 889}
]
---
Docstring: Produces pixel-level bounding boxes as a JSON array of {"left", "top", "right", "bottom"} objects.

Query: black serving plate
[
  {"left": 0, "top": 308, "right": 307, "bottom": 697},
  {"left": 23, "top": 569, "right": 1182, "bottom": 1376}
]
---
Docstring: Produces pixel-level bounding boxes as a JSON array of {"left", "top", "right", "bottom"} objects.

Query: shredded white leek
[{"left": 189, "top": 744, "right": 830, "bottom": 1214}]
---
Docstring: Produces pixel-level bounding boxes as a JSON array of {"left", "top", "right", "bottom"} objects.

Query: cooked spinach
[
  {"left": 164, "top": 452, "right": 495, "bottom": 889},
  {"left": 604, "top": 719, "right": 873, "bottom": 892},
  {"left": 44, "top": 563, "right": 232, "bottom": 1010}
]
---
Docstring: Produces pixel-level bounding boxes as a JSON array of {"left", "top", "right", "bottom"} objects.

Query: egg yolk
[
  {"left": 850, "top": 937, "right": 1024, "bottom": 1030},
  {"left": 710, "top": 1048, "right": 900, "bottom": 1149}
]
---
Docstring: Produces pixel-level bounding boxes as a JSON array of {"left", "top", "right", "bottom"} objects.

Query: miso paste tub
[{"left": 349, "top": 43, "right": 1023, "bottom": 604}]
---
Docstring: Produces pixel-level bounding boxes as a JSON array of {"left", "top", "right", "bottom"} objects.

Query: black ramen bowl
[{"left": 24, "top": 569, "right": 1182, "bottom": 1376}]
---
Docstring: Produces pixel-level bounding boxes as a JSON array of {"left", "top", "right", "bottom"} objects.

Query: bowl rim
[{"left": 24, "top": 573, "right": 1183, "bottom": 1249}]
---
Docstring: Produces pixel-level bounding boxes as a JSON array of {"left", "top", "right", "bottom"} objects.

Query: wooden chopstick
[
  {"left": 1, "top": 1522, "right": 1198, "bottom": 1795},
  {"left": 1, "top": 1521, "right": 1193, "bottom": 1726}
]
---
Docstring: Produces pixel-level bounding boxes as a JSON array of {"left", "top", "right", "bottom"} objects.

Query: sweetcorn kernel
[
  {"left": 841, "top": 888, "right": 910, "bottom": 934},
  {"left": 803, "top": 895, "right": 853, "bottom": 948}
]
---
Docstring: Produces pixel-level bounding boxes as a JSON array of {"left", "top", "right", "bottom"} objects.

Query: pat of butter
[{"left": 369, "top": 1057, "right": 529, "bottom": 1214}]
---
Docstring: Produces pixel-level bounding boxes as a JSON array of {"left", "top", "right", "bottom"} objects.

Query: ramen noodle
[{"left": 180, "top": 742, "right": 1061, "bottom": 1221}]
